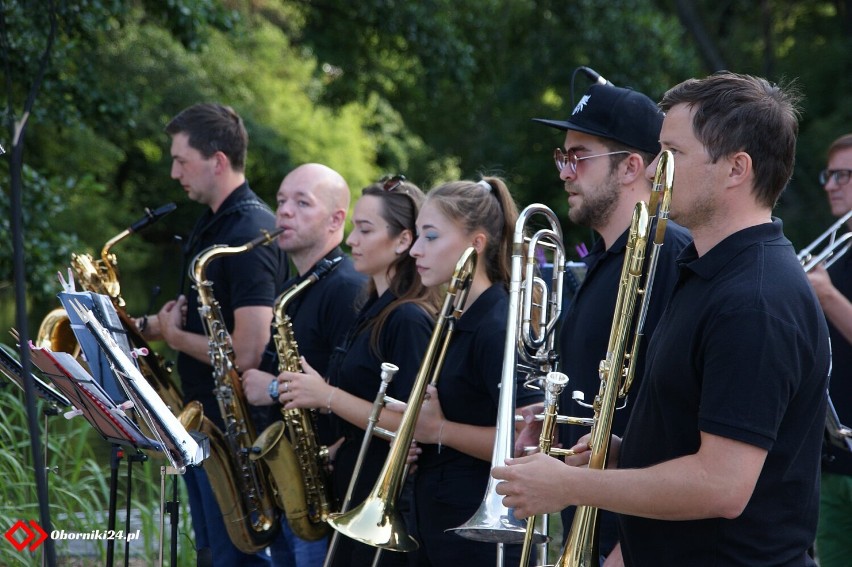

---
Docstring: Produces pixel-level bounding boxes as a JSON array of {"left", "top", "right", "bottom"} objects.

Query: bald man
[{"left": 243, "top": 163, "right": 366, "bottom": 567}]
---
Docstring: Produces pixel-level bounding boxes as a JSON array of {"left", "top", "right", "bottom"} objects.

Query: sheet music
[
  {"left": 68, "top": 298, "right": 206, "bottom": 469},
  {"left": 0, "top": 343, "right": 71, "bottom": 409},
  {"left": 59, "top": 291, "right": 132, "bottom": 403},
  {"left": 29, "top": 346, "right": 159, "bottom": 450}
]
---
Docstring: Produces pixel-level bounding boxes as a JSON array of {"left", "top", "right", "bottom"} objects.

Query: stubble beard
[{"left": 567, "top": 175, "right": 621, "bottom": 229}]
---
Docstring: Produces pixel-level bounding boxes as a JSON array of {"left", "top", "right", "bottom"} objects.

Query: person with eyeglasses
[
  {"left": 806, "top": 133, "right": 852, "bottom": 567},
  {"left": 496, "top": 71, "right": 830, "bottom": 567},
  {"left": 242, "top": 163, "right": 366, "bottom": 567},
  {"left": 277, "top": 175, "right": 442, "bottom": 566},
  {"left": 517, "top": 77, "right": 691, "bottom": 565}
]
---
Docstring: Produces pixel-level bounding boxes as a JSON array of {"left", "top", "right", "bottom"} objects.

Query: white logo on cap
[{"left": 572, "top": 94, "right": 591, "bottom": 115}]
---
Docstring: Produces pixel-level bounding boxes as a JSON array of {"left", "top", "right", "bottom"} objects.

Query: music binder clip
[
  {"left": 130, "top": 347, "right": 149, "bottom": 358},
  {"left": 64, "top": 408, "right": 84, "bottom": 419},
  {"left": 58, "top": 267, "right": 76, "bottom": 293}
]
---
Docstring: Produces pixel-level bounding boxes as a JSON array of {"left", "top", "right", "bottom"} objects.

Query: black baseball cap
[{"left": 532, "top": 84, "right": 663, "bottom": 155}]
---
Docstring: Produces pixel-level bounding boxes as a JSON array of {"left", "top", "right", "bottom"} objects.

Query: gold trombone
[
  {"left": 325, "top": 247, "right": 478, "bottom": 551},
  {"left": 322, "top": 362, "right": 399, "bottom": 567},
  {"left": 798, "top": 209, "right": 852, "bottom": 272},
  {"left": 548, "top": 150, "right": 674, "bottom": 566}
]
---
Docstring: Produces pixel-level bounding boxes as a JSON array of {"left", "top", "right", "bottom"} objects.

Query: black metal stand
[
  {"left": 106, "top": 445, "right": 147, "bottom": 567},
  {"left": 159, "top": 465, "right": 183, "bottom": 566}
]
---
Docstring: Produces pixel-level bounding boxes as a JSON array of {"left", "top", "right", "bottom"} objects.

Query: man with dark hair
[
  {"left": 496, "top": 72, "right": 830, "bottom": 565},
  {"left": 807, "top": 133, "right": 852, "bottom": 567},
  {"left": 523, "top": 79, "right": 691, "bottom": 563},
  {"left": 139, "top": 102, "right": 289, "bottom": 566}
]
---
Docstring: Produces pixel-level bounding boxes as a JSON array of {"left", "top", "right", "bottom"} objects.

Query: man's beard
[{"left": 567, "top": 175, "right": 620, "bottom": 228}]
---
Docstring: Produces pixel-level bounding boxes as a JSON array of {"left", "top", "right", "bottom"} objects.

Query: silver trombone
[
  {"left": 323, "top": 363, "right": 399, "bottom": 567},
  {"left": 450, "top": 204, "right": 566, "bottom": 562},
  {"left": 798, "top": 210, "right": 852, "bottom": 272}
]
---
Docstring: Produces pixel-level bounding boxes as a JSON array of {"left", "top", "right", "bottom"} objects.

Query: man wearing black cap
[
  {"left": 497, "top": 72, "right": 829, "bottom": 566},
  {"left": 523, "top": 79, "right": 691, "bottom": 564}
]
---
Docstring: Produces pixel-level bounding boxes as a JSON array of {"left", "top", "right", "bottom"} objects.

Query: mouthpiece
[{"left": 129, "top": 202, "right": 177, "bottom": 233}]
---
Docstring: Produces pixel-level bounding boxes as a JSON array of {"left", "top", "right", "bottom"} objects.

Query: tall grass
[{"left": 0, "top": 383, "right": 194, "bottom": 566}]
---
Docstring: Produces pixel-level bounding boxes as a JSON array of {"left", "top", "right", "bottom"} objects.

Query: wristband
[{"left": 268, "top": 379, "right": 279, "bottom": 401}]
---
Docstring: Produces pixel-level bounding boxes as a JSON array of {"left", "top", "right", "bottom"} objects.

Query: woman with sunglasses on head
[
  {"left": 279, "top": 176, "right": 441, "bottom": 566},
  {"left": 396, "top": 176, "right": 542, "bottom": 566}
]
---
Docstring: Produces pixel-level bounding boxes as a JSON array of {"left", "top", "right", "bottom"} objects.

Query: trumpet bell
[{"left": 326, "top": 496, "right": 418, "bottom": 552}]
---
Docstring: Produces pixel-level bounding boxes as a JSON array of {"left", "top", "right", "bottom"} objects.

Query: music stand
[{"left": 29, "top": 297, "right": 208, "bottom": 567}]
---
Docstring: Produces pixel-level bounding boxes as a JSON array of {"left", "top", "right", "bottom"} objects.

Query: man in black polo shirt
[
  {"left": 527, "top": 78, "right": 691, "bottom": 562},
  {"left": 496, "top": 72, "right": 830, "bottom": 565},
  {"left": 806, "top": 133, "right": 852, "bottom": 566},
  {"left": 242, "top": 163, "right": 365, "bottom": 567},
  {"left": 139, "top": 102, "right": 289, "bottom": 566}
]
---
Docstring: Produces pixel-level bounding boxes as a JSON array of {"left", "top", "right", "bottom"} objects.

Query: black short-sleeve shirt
[
  {"left": 262, "top": 249, "right": 365, "bottom": 444},
  {"left": 618, "top": 219, "right": 830, "bottom": 566},
  {"left": 177, "top": 183, "right": 289, "bottom": 425},
  {"left": 327, "top": 291, "right": 435, "bottom": 503},
  {"left": 556, "top": 220, "right": 691, "bottom": 552},
  {"left": 824, "top": 252, "right": 852, "bottom": 475},
  {"left": 417, "top": 284, "right": 542, "bottom": 473}
]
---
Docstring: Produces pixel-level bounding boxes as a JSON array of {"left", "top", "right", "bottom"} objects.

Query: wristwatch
[{"left": 268, "top": 379, "right": 279, "bottom": 401}]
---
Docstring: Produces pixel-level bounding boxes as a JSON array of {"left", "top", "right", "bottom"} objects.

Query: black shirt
[
  {"left": 556, "top": 221, "right": 691, "bottom": 553},
  {"left": 261, "top": 249, "right": 365, "bottom": 445},
  {"left": 177, "top": 182, "right": 289, "bottom": 426},
  {"left": 328, "top": 290, "right": 435, "bottom": 504},
  {"left": 824, "top": 251, "right": 852, "bottom": 475},
  {"left": 618, "top": 219, "right": 830, "bottom": 566}
]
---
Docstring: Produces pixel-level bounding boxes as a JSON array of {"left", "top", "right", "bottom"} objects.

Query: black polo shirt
[
  {"left": 177, "top": 182, "right": 289, "bottom": 427},
  {"left": 410, "top": 284, "right": 539, "bottom": 566},
  {"left": 557, "top": 221, "right": 691, "bottom": 444},
  {"left": 415, "top": 283, "right": 541, "bottom": 490},
  {"left": 824, "top": 251, "right": 852, "bottom": 475},
  {"left": 556, "top": 221, "right": 690, "bottom": 553},
  {"left": 618, "top": 219, "right": 830, "bottom": 566},
  {"left": 327, "top": 290, "right": 434, "bottom": 503},
  {"left": 261, "top": 249, "right": 365, "bottom": 444}
]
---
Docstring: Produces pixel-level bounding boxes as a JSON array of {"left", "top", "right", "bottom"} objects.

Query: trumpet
[
  {"left": 797, "top": 209, "right": 852, "bottom": 272},
  {"left": 325, "top": 247, "right": 478, "bottom": 551},
  {"left": 554, "top": 149, "right": 673, "bottom": 567},
  {"left": 451, "top": 204, "right": 565, "bottom": 549}
]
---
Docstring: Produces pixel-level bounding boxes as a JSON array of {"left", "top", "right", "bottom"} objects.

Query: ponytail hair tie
[{"left": 477, "top": 179, "right": 493, "bottom": 193}]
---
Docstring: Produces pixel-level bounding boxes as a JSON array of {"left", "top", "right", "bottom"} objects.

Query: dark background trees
[{"left": 2, "top": 0, "right": 850, "bottom": 338}]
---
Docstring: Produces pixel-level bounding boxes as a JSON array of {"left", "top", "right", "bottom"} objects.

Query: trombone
[
  {"left": 323, "top": 362, "right": 399, "bottom": 567},
  {"left": 450, "top": 204, "right": 565, "bottom": 555},
  {"left": 550, "top": 150, "right": 674, "bottom": 567},
  {"left": 798, "top": 209, "right": 852, "bottom": 272},
  {"left": 325, "top": 247, "right": 478, "bottom": 551}
]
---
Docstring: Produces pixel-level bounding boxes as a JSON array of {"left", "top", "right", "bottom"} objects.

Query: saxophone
[
  {"left": 185, "top": 229, "right": 283, "bottom": 553},
  {"left": 251, "top": 257, "right": 342, "bottom": 541},
  {"left": 36, "top": 203, "right": 185, "bottom": 414}
]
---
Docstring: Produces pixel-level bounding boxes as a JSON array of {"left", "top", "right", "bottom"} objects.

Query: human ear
[
  {"left": 396, "top": 229, "right": 413, "bottom": 254},
  {"left": 471, "top": 232, "right": 487, "bottom": 254}
]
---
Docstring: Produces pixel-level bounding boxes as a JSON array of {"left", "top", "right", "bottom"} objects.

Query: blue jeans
[
  {"left": 268, "top": 514, "right": 328, "bottom": 567},
  {"left": 184, "top": 466, "right": 271, "bottom": 566}
]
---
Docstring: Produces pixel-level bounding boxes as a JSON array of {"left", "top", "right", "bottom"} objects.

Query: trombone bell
[{"left": 325, "top": 493, "right": 418, "bottom": 551}]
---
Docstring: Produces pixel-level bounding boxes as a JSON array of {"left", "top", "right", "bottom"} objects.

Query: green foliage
[
  {"left": 0, "top": 163, "right": 84, "bottom": 302},
  {"left": 0, "top": 384, "right": 193, "bottom": 566}
]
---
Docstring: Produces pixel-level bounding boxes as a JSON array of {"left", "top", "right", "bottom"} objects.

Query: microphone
[
  {"left": 129, "top": 202, "right": 177, "bottom": 233},
  {"left": 578, "top": 66, "right": 613, "bottom": 87}
]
